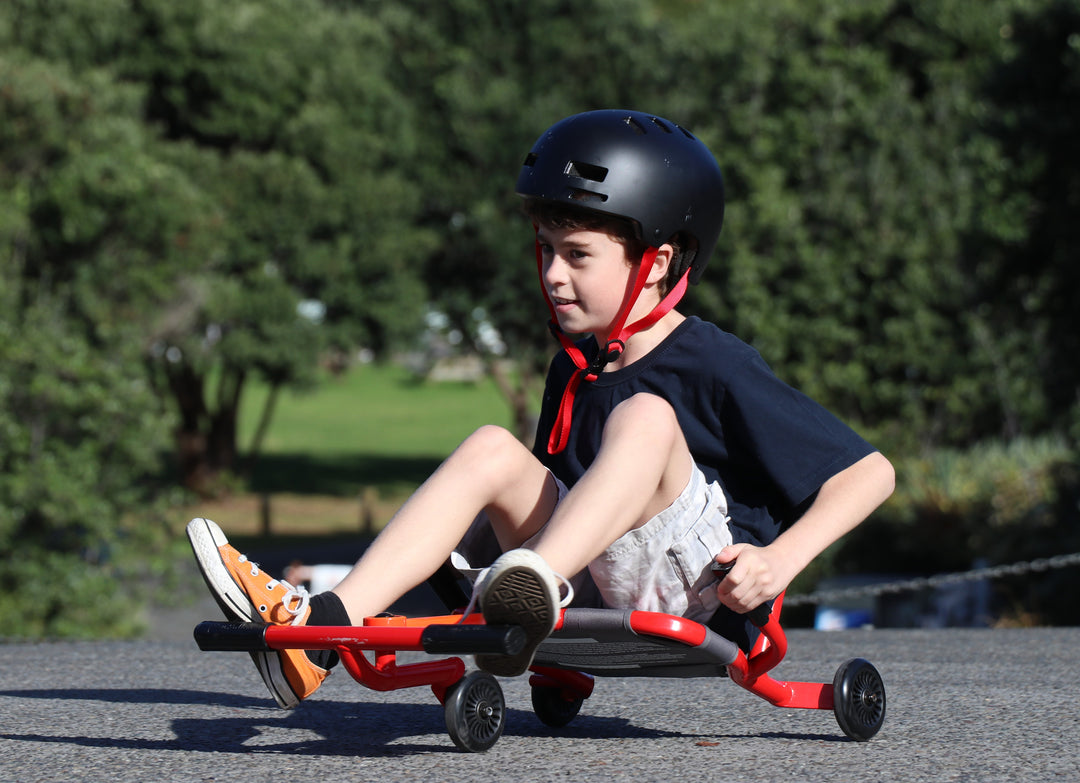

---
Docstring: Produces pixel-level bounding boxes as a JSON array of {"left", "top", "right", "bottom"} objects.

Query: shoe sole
[
  {"left": 475, "top": 566, "right": 555, "bottom": 677},
  {"left": 186, "top": 518, "right": 299, "bottom": 709}
]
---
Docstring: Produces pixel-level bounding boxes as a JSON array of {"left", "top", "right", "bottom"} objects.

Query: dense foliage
[{"left": 2, "top": 0, "right": 1078, "bottom": 635}]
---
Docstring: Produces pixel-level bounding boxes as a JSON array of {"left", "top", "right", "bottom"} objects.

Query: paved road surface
[{"left": 2, "top": 611, "right": 1078, "bottom": 782}]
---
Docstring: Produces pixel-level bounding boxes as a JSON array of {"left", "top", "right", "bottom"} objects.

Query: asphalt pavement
[{"left": 2, "top": 607, "right": 1078, "bottom": 782}]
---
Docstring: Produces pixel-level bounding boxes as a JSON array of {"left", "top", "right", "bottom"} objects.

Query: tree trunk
[
  {"left": 242, "top": 380, "right": 281, "bottom": 477},
  {"left": 487, "top": 358, "right": 540, "bottom": 448},
  {"left": 168, "top": 362, "right": 247, "bottom": 496}
]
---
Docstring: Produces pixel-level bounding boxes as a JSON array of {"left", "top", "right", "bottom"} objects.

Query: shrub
[{"left": 835, "top": 436, "right": 1080, "bottom": 624}]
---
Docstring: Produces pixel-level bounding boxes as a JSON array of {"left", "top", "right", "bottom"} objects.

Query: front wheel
[
  {"left": 832, "top": 657, "right": 886, "bottom": 741},
  {"left": 444, "top": 671, "right": 506, "bottom": 752}
]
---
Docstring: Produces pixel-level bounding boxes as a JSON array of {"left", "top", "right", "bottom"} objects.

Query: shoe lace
[{"left": 238, "top": 554, "right": 311, "bottom": 626}]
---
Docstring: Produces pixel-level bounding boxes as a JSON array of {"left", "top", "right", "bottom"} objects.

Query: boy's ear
[{"left": 646, "top": 243, "right": 676, "bottom": 286}]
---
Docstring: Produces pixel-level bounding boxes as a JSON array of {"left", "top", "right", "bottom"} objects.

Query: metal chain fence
[{"left": 783, "top": 552, "right": 1080, "bottom": 607}]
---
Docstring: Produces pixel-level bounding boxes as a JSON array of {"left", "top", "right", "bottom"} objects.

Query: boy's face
[{"left": 537, "top": 223, "right": 642, "bottom": 340}]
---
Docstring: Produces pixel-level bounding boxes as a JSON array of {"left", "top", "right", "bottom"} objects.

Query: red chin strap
[{"left": 535, "top": 237, "right": 690, "bottom": 454}]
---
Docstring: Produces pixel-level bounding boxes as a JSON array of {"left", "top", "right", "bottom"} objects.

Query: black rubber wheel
[
  {"left": 444, "top": 671, "right": 506, "bottom": 752},
  {"left": 832, "top": 657, "right": 886, "bottom": 741},
  {"left": 530, "top": 684, "right": 584, "bottom": 728}
]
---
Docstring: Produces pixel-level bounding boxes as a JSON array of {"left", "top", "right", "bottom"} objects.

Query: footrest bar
[
  {"left": 194, "top": 621, "right": 270, "bottom": 652},
  {"left": 421, "top": 623, "right": 526, "bottom": 655}
]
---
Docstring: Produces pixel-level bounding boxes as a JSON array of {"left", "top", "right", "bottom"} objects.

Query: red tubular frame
[
  {"left": 518, "top": 595, "right": 835, "bottom": 712},
  {"left": 724, "top": 593, "right": 834, "bottom": 710},
  {"left": 261, "top": 615, "right": 479, "bottom": 703},
  {"left": 627, "top": 611, "right": 709, "bottom": 645},
  {"left": 253, "top": 596, "right": 835, "bottom": 712},
  {"left": 528, "top": 667, "right": 596, "bottom": 700}
]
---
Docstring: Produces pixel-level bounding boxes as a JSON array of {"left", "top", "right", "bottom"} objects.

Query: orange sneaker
[{"left": 186, "top": 517, "right": 328, "bottom": 708}]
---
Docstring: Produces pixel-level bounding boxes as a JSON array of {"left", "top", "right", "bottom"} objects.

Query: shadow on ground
[{"left": 0, "top": 687, "right": 695, "bottom": 757}]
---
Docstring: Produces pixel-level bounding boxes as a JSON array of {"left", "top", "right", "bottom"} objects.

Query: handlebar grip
[
  {"left": 711, "top": 561, "right": 772, "bottom": 628},
  {"left": 711, "top": 560, "right": 735, "bottom": 576}
]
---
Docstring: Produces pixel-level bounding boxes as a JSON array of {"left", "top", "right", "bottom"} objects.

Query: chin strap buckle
[{"left": 587, "top": 339, "right": 625, "bottom": 376}]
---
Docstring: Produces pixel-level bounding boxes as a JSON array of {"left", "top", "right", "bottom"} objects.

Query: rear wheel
[
  {"left": 832, "top": 657, "right": 886, "bottom": 741},
  {"left": 531, "top": 685, "right": 584, "bottom": 728},
  {"left": 444, "top": 671, "right": 506, "bottom": 752}
]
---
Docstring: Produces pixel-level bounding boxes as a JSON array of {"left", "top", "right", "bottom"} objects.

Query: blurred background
[{"left": 2, "top": 0, "right": 1078, "bottom": 638}]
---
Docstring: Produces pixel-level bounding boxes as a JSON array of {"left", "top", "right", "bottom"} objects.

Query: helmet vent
[
  {"left": 568, "top": 187, "right": 607, "bottom": 203},
  {"left": 649, "top": 117, "right": 675, "bottom": 134},
  {"left": 564, "top": 160, "right": 608, "bottom": 183},
  {"left": 523, "top": 152, "right": 539, "bottom": 167}
]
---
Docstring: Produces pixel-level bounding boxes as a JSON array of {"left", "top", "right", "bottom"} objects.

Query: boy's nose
[{"left": 542, "top": 255, "right": 569, "bottom": 286}]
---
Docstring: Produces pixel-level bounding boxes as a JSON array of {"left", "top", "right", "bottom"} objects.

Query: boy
[{"left": 188, "top": 109, "right": 894, "bottom": 709}]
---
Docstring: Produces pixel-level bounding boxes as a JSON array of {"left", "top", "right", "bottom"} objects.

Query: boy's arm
[{"left": 715, "top": 450, "right": 895, "bottom": 614}]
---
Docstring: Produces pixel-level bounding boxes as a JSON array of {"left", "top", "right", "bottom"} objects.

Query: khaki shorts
[
  {"left": 585, "top": 463, "right": 733, "bottom": 623},
  {"left": 454, "top": 463, "right": 733, "bottom": 623}
]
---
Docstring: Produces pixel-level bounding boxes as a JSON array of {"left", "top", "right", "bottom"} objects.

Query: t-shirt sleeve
[{"left": 720, "top": 351, "right": 876, "bottom": 509}]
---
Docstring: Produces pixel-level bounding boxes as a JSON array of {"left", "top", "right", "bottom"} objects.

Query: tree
[
  {"left": 972, "top": 0, "right": 1080, "bottom": 441},
  {"left": 0, "top": 0, "right": 432, "bottom": 634},
  {"left": 101, "top": 0, "right": 431, "bottom": 492},
  {"left": 373, "top": 0, "right": 1027, "bottom": 454},
  {"left": 633, "top": 0, "right": 1029, "bottom": 452},
  {"left": 0, "top": 48, "right": 211, "bottom": 635}
]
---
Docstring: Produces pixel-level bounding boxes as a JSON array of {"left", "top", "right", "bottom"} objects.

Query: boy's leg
[
  {"left": 190, "top": 396, "right": 693, "bottom": 693},
  {"left": 530, "top": 393, "right": 694, "bottom": 576},
  {"left": 474, "top": 393, "right": 694, "bottom": 675},
  {"left": 188, "top": 424, "right": 558, "bottom": 706},
  {"left": 330, "top": 425, "right": 560, "bottom": 622}
]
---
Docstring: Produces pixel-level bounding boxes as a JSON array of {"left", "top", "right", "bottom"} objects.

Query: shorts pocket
[{"left": 667, "top": 512, "right": 733, "bottom": 620}]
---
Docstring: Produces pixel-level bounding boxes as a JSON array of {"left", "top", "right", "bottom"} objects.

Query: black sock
[{"left": 304, "top": 591, "right": 351, "bottom": 669}]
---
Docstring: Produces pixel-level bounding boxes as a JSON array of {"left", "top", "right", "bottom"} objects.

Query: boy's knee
[
  {"left": 468, "top": 423, "right": 519, "bottom": 446},
  {"left": 458, "top": 425, "right": 546, "bottom": 502},
  {"left": 463, "top": 424, "right": 517, "bottom": 451},
  {"left": 605, "top": 393, "right": 680, "bottom": 443},
  {"left": 610, "top": 393, "right": 677, "bottom": 422},
  {"left": 460, "top": 424, "right": 529, "bottom": 469}
]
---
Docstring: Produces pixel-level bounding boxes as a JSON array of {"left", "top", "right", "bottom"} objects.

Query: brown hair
[{"left": 522, "top": 198, "right": 683, "bottom": 295}]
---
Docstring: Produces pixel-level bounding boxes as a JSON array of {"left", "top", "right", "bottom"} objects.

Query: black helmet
[{"left": 515, "top": 109, "right": 725, "bottom": 284}]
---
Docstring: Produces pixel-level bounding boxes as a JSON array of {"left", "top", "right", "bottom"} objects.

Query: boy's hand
[
  {"left": 713, "top": 544, "right": 794, "bottom": 614},
  {"left": 713, "top": 453, "right": 895, "bottom": 616}
]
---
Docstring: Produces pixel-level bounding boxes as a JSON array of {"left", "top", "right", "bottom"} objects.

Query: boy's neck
[{"left": 596, "top": 309, "right": 685, "bottom": 372}]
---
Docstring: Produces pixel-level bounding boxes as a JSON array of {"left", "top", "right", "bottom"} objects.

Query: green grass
[{"left": 238, "top": 362, "right": 512, "bottom": 497}]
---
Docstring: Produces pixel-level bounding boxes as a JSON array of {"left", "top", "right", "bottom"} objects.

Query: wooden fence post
[
  {"left": 260, "top": 492, "right": 272, "bottom": 537},
  {"left": 360, "top": 486, "right": 378, "bottom": 537}
]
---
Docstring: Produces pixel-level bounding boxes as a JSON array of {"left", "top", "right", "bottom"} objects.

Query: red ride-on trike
[{"left": 193, "top": 560, "right": 885, "bottom": 752}]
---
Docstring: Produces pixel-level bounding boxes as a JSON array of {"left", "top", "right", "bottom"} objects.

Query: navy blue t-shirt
[{"left": 532, "top": 316, "right": 876, "bottom": 647}]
